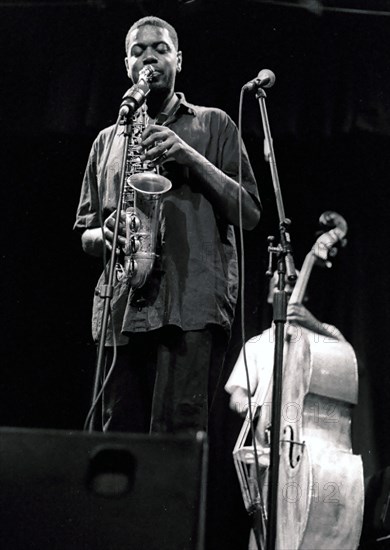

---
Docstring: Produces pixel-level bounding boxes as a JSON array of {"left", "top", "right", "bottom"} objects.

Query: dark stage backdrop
[{"left": 1, "top": 1, "right": 390, "bottom": 548}]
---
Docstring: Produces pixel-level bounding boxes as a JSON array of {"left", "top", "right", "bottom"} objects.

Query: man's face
[
  {"left": 125, "top": 25, "right": 182, "bottom": 94},
  {"left": 267, "top": 273, "right": 296, "bottom": 304}
]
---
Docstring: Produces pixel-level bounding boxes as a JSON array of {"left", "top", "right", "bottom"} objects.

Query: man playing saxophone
[{"left": 74, "top": 15, "right": 261, "bottom": 436}]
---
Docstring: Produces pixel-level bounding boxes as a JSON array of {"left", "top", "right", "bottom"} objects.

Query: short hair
[{"left": 125, "top": 16, "right": 179, "bottom": 54}]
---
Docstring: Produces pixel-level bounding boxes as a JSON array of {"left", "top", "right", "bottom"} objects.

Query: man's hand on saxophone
[
  {"left": 81, "top": 211, "right": 126, "bottom": 258},
  {"left": 140, "top": 124, "right": 191, "bottom": 168},
  {"left": 102, "top": 211, "right": 127, "bottom": 253}
]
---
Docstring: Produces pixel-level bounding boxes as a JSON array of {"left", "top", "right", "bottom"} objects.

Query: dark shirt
[{"left": 74, "top": 93, "right": 260, "bottom": 345}]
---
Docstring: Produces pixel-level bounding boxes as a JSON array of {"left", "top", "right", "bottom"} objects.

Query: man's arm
[
  {"left": 75, "top": 130, "right": 128, "bottom": 258},
  {"left": 287, "top": 303, "right": 346, "bottom": 341},
  {"left": 174, "top": 147, "right": 261, "bottom": 230},
  {"left": 140, "top": 120, "right": 261, "bottom": 230}
]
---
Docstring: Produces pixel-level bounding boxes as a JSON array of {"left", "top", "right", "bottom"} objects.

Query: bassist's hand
[{"left": 287, "top": 303, "right": 345, "bottom": 341}]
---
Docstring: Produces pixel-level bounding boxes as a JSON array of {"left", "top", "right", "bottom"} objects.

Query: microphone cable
[{"left": 84, "top": 112, "right": 122, "bottom": 432}]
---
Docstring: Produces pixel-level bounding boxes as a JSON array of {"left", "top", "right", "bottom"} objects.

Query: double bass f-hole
[{"left": 281, "top": 425, "right": 304, "bottom": 469}]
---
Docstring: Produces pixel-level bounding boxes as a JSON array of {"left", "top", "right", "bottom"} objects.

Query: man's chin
[
  {"left": 148, "top": 83, "right": 170, "bottom": 96},
  {"left": 149, "top": 78, "right": 167, "bottom": 90}
]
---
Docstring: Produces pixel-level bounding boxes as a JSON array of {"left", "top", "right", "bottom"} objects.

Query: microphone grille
[{"left": 258, "top": 69, "right": 276, "bottom": 88}]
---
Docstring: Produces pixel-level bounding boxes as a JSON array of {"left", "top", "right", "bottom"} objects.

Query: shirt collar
[
  {"left": 155, "top": 93, "right": 180, "bottom": 124},
  {"left": 174, "top": 92, "right": 197, "bottom": 117},
  {"left": 156, "top": 92, "right": 197, "bottom": 124},
  {"left": 116, "top": 92, "right": 196, "bottom": 135}
]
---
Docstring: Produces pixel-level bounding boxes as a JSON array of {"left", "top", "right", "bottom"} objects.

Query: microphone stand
[
  {"left": 86, "top": 71, "right": 153, "bottom": 431},
  {"left": 255, "top": 85, "right": 297, "bottom": 550},
  {"left": 87, "top": 114, "right": 133, "bottom": 433}
]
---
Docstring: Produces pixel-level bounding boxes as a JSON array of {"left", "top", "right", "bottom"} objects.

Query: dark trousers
[{"left": 98, "top": 325, "right": 228, "bottom": 435}]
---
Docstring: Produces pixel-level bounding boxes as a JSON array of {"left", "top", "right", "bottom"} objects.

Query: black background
[{"left": 1, "top": 1, "right": 390, "bottom": 547}]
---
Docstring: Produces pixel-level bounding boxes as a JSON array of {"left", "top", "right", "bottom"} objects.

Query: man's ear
[
  {"left": 176, "top": 51, "right": 183, "bottom": 73},
  {"left": 124, "top": 57, "right": 131, "bottom": 78}
]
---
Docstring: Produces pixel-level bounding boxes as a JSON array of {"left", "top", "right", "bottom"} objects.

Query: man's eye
[
  {"left": 131, "top": 46, "right": 143, "bottom": 57},
  {"left": 156, "top": 44, "right": 169, "bottom": 54}
]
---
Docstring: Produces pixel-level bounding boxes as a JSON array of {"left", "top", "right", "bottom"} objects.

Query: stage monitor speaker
[{"left": 0, "top": 427, "right": 207, "bottom": 550}]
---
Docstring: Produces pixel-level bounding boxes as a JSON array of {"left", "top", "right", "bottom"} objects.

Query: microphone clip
[{"left": 119, "top": 65, "right": 155, "bottom": 122}]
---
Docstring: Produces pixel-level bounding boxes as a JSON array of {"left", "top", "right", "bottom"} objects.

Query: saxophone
[{"left": 116, "top": 101, "right": 172, "bottom": 289}]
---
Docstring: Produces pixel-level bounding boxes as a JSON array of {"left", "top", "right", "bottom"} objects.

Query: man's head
[
  {"left": 125, "top": 16, "right": 179, "bottom": 53},
  {"left": 124, "top": 16, "right": 182, "bottom": 95},
  {"left": 267, "top": 271, "right": 299, "bottom": 304}
]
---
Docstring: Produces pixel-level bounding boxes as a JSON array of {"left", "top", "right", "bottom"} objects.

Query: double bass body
[{"left": 274, "top": 325, "right": 364, "bottom": 549}]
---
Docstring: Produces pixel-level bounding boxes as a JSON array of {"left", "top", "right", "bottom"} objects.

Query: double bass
[{"left": 233, "top": 212, "right": 364, "bottom": 550}]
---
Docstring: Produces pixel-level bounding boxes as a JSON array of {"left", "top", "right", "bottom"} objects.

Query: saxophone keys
[
  {"left": 130, "top": 236, "right": 140, "bottom": 253},
  {"left": 129, "top": 214, "right": 140, "bottom": 233}
]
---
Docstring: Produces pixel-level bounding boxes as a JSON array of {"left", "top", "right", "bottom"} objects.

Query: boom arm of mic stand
[
  {"left": 87, "top": 123, "right": 131, "bottom": 433},
  {"left": 256, "top": 88, "right": 296, "bottom": 282}
]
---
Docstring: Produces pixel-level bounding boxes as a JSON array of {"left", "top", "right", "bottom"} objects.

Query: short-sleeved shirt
[{"left": 74, "top": 93, "right": 260, "bottom": 345}]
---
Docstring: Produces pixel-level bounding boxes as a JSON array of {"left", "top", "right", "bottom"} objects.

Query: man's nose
[{"left": 142, "top": 48, "right": 158, "bottom": 65}]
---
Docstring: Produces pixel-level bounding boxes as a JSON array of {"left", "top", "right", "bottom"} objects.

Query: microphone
[
  {"left": 244, "top": 69, "right": 276, "bottom": 91},
  {"left": 119, "top": 65, "right": 155, "bottom": 119}
]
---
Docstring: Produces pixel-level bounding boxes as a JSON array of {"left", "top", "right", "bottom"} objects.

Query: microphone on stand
[
  {"left": 119, "top": 65, "right": 155, "bottom": 119},
  {"left": 244, "top": 69, "right": 276, "bottom": 91}
]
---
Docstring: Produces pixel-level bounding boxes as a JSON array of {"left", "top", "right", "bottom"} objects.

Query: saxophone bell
[{"left": 123, "top": 172, "right": 171, "bottom": 289}]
